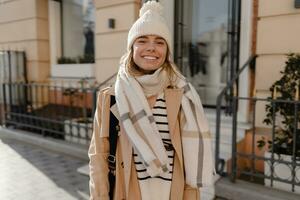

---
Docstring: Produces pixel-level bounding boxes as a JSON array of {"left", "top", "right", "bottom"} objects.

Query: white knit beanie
[{"left": 127, "top": 1, "right": 172, "bottom": 51}]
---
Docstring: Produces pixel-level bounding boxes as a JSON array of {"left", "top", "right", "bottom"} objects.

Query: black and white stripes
[{"left": 133, "top": 93, "right": 174, "bottom": 182}]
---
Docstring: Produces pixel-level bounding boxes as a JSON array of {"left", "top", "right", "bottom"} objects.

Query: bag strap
[{"left": 108, "top": 95, "right": 119, "bottom": 200}]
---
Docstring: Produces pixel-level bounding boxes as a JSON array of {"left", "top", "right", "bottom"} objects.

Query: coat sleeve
[{"left": 89, "top": 88, "right": 111, "bottom": 200}]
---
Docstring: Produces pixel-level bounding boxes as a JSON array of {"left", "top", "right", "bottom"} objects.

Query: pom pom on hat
[
  {"left": 127, "top": 1, "right": 171, "bottom": 51},
  {"left": 139, "top": 1, "right": 164, "bottom": 17}
]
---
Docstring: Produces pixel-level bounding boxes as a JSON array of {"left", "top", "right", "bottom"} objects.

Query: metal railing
[
  {"left": 215, "top": 55, "right": 257, "bottom": 174},
  {"left": 215, "top": 55, "right": 300, "bottom": 193},
  {"left": 231, "top": 97, "right": 300, "bottom": 192},
  {"left": 2, "top": 82, "right": 96, "bottom": 145},
  {"left": 1, "top": 71, "right": 118, "bottom": 145}
]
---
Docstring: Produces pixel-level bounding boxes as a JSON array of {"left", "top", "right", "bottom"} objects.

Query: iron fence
[
  {"left": 2, "top": 82, "right": 99, "bottom": 145},
  {"left": 230, "top": 96, "right": 300, "bottom": 193},
  {"left": 215, "top": 54, "right": 300, "bottom": 193},
  {"left": 215, "top": 55, "right": 256, "bottom": 175}
]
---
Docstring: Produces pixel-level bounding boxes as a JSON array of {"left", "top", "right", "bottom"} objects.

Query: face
[{"left": 132, "top": 35, "right": 168, "bottom": 74}]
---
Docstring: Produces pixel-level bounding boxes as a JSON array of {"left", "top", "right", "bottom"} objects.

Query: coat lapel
[{"left": 165, "top": 88, "right": 184, "bottom": 167}]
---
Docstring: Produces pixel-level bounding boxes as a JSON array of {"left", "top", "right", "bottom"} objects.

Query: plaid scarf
[{"left": 115, "top": 66, "right": 214, "bottom": 187}]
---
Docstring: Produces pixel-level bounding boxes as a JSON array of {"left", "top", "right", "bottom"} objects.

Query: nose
[{"left": 146, "top": 42, "right": 155, "bottom": 52}]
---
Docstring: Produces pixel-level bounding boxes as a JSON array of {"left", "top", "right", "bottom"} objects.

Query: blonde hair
[{"left": 119, "top": 48, "right": 184, "bottom": 87}]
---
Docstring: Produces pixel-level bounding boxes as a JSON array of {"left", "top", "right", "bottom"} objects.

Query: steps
[
  {"left": 205, "top": 108, "right": 251, "bottom": 167},
  {"left": 201, "top": 109, "right": 251, "bottom": 200}
]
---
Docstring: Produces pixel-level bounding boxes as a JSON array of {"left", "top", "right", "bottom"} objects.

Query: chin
[{"left": 142, "top": 65, "right": 159, "bottom": 70}]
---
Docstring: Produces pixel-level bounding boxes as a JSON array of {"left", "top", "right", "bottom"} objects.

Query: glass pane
[
  {"left": 181, "top": 0, "right": 229, "bottom": 106},
  {"left": 62, "top": 0, "right": 95, "bottom": 63}
]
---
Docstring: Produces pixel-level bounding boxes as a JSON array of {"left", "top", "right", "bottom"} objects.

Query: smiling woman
[
  {"left": 132, "top": 35, "right": 168, "bottom": 74},
  {"left": 89, "top": 1, "right": 214, "bottom": 200}
]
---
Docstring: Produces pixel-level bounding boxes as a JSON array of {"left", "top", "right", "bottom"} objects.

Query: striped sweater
[{"left": 133, "top": 93, "right": 174, "bottom": 200}]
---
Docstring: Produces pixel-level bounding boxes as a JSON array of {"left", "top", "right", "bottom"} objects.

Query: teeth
[{"left": 143, "top": 56, "right": 157, "bottom": 60}]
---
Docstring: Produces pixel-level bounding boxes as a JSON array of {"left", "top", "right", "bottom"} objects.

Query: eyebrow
[
  {"left": 155, "top": 37, "right": 165, "bottom": 40},
  {"left": 137, "top": 36, "right": 147, "bottom": 39},
  {"left": 137, "top": 36, "right": 165, "bottom": 40}
]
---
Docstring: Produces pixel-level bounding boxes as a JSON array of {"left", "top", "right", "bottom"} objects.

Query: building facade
[{"left": 1, "top": 0, "right": 300, "bottom": 199}]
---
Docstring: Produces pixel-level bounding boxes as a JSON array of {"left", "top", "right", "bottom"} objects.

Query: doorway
[{"left": 174, "top": 0, "right": 241, "bottom": 107}]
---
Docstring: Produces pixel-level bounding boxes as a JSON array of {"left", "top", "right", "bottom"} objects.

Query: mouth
[{"left": 142, "top": 56, "right": 159, "bottom": 60}]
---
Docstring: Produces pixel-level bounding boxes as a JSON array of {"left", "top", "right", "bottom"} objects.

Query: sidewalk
[{"left": 0, "top": 132, "right": 89, "bottom": 200}]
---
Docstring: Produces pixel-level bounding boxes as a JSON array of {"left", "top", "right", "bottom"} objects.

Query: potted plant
[{"left": 257, "top": 53, "right": 300, "bottom": 193}]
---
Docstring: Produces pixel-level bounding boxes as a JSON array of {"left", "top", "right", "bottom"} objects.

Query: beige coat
[{"left": 89, "top": 86, "right": 200, "bottom": 200}]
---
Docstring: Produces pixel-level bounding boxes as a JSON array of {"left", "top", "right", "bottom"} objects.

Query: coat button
[{"left": 121, "top": 162, "right": 124, "bottom": 168}]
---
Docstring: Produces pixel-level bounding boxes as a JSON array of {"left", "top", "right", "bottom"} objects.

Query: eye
[
  {"left": 156, "top": 40, "right": 165, "bottom": 45},
  {"left": 136, "top": 39, "right": 147, "bottom": 44}
]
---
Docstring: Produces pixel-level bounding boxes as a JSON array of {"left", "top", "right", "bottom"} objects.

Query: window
[
  {"left": 142, "top": 0, "right": 159, "bottom": 3},
  {"left": 50, "top": 0, "right": 95, "bottom": 64}
]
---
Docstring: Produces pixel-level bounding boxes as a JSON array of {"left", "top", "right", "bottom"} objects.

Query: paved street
[{"left": 0, "top": 137, "right": 89, "bottom": 200}]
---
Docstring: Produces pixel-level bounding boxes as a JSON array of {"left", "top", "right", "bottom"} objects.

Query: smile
[{"left": 143, "top": 56, "right": 158, "bottom": 60}]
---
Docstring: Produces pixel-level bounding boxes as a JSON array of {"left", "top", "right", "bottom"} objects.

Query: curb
[
  {"left": 215, "top": 178, "right": 300, "bottom": 200},
  {"left": 0, "top": 126, "right": 89, "bottom": 161}
]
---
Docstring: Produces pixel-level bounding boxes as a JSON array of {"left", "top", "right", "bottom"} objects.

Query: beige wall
[
  {"left": 255, "top": 0, "right": 300, "bottom": 126},
  {"left": 256, "top": 0, "right": 300, "bottom": 92},
  {"left": 94, "top": 0, "right": 140, "bottom": 83},
  {"left": 0, "top": 0, "right": 50, "bottom": 82}
]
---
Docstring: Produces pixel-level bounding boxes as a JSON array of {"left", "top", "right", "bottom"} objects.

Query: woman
[{"left": 89, "top": 1, "right": 214, "bottom": 200}]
